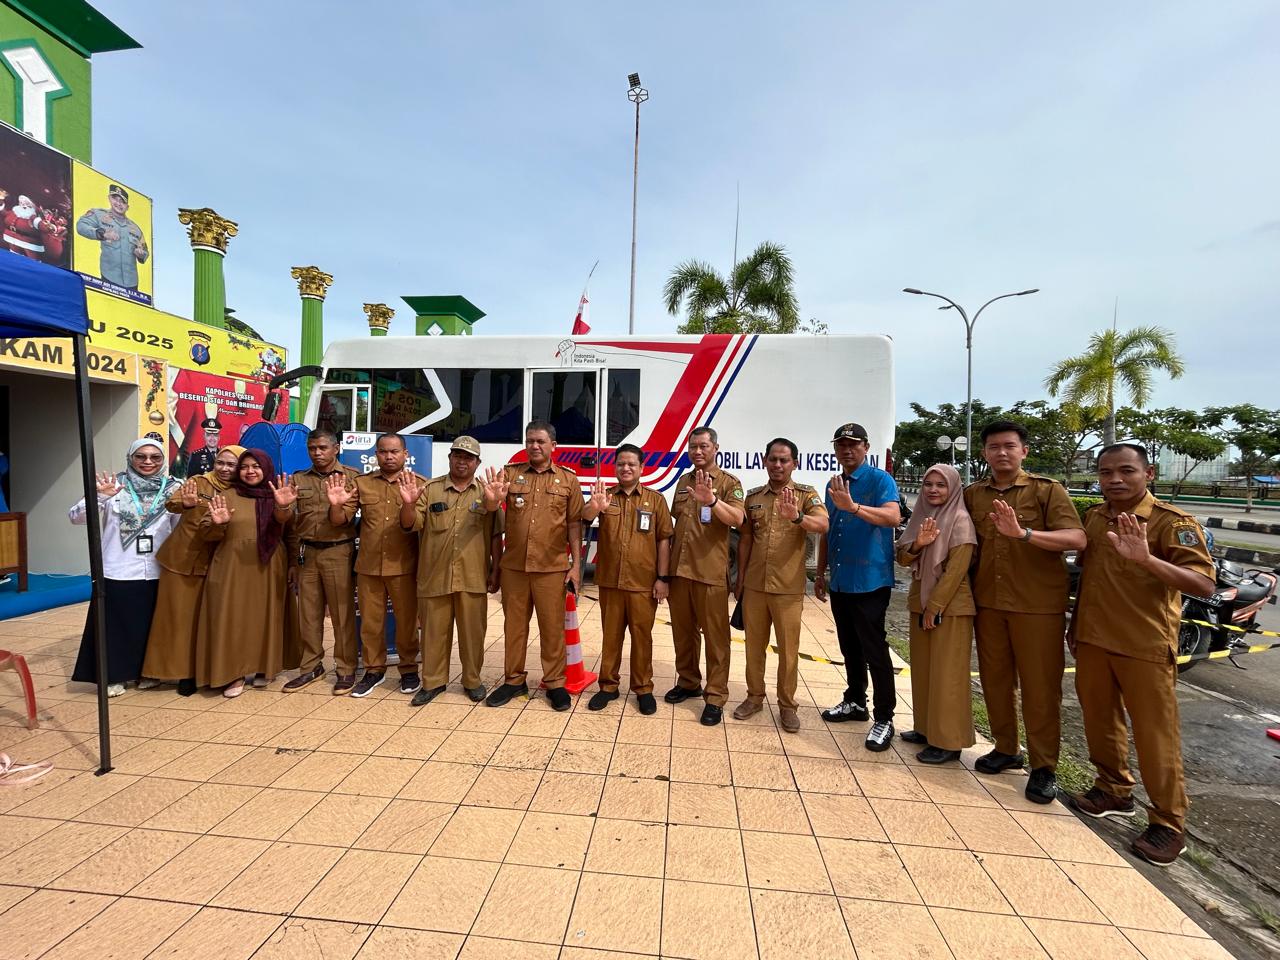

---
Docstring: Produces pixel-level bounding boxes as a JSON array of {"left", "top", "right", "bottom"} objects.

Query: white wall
[{"left": 0, "top": 371, "right": 139, "bottom": 573}]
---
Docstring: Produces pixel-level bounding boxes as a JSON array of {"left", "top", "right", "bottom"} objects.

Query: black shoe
[
  {"left": 465, "top": 684, "right": 487, "bottom": 702},
  {"left": 900, "top": 729, "right": 928, "bottom": 745},
  {"left": 864, "top": 720, "right": 895, "bottom": 752},
  {"left": 282, "top": 663, "right": 325, "bottom": 692},
  {"left": 485, "top": 682, "right": 529, "bottom": 707},
  {"left": 411, "top": 685, "right": 446, "bottom": 707},
  {"left": 547, "top": 687, "right": 572, "bottom": 712},
  {"left": 177, "top": 679, "right": 196, "bottom": 697},
  {"left": 588, "top": 690, "right": 619, "bottom": 711},
  {"left": 1025, "top": 767, "right": 1058, "bottom": 805},
  {"left": 974, "top": 749, "right": 1026, "bottom": 775},
  {"left": 917, "top": 746, "right": 961, "bottom": 765},
  {"left": 821, "top": 699, "right": 869, "bottom": 723},
  {"left": 350, "top": 671, "right": 386, "bottom": 699},
  {"left": 664, "top": 684, "right": 703, "bottom": 704},
  {"left": 700, "top": 703, "right": 723, "bottom": 726},
  {"left": 399, "top": 672, "right": 422, "bottom": 695},
  {"left": 636, "top": 693, "right": 658, "bottom": 715}
]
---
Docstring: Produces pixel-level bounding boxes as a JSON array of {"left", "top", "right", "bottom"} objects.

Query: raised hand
[
  {"left": 180, "top": 479, "right": 201, "bottom": 508},
  {"left": 482, "top": 467, "right": 509, "bottom": 509},
  {"left": 269, "top": 474, "right": 298, "bottom": 509},
  {"left": 828, "top": 475, "right": 856, "bottom": 514},
  {"left": 398, "top": 472, "right": 425, "bottom": 506},
  {"left": 589, "top": 480, "right": 611, "bottom": 514},
  {"left": 691, "top": 469, "right": 716, "bottom": 506},
  {"left": 96, "top": 471, "right": 122, "bottom": 498},
  {"left": 913, "top": 516, "right": 940, "bottom": 550},
  {"left": 1106, "top": 512, "right": 1150, "bottom": 564},
  {"left": 988, "top": 498, "right": 1024, "bottom": 538},
  {"left": 208, "top": 494, "right": 234, "bottom": 525},
  {"left": 778, "top": 486, "right": 800, "bottom": 521},
  {"left": 325, "top": 472, "right": 353, "bottom": 507}
]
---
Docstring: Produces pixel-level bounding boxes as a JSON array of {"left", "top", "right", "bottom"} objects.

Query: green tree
[
  {"left": 664, "top": 241, "right": 799, "bottom": 334},
  {"left": 1043, "top": 326, "right": 1185, "bottom": 446},
  {"left": 1210, "top": 404, "right": 1280, "bottom": 511},
  {"left": 892, "top": 400, "right": 1005, "bottom": 476}
]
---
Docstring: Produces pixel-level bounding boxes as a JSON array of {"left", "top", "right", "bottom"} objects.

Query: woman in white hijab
[{"left": 69, "top": 438, "right": 181, "bottom": 697}]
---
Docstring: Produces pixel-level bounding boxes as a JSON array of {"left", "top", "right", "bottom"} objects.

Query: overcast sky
[{"left": 89, "top": 0, "right": 1278, "bottom": 421}]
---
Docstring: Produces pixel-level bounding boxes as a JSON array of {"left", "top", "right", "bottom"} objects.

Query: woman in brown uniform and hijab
[
  {"left": 197, "top": 448, "right": 291, "bottom": 697},
  {"left": 896, "top": 463, "right": 978, "bottom": 764},
  {"left": 141, "top": 445, "right": 243, "bottom": 695}
]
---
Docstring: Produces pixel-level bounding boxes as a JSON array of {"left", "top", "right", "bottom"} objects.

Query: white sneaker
[
  {"left": 136, "top": 678, "right": 161, "bottom": 690},
  {"left": 106, "top": 683, "right": 125, "bottom": 698}
]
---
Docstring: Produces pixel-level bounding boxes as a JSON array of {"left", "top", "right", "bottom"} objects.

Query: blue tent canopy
[{"left": 0, "top": 250, "right": 90, "bottom": 338}]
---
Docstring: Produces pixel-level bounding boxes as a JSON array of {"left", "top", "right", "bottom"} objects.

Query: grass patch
[
  {"left": 887, "top": 633, "right": 911, "bottom": 662},
  {"left": 969, "top": 686, "right": 1093, "bottom": 796},
  {"left": 1184, "top": 844, "right": 1216, "bottom": 871},
  {"left": 1248, "top": 902, "right": 1280, "bottom": 936}
]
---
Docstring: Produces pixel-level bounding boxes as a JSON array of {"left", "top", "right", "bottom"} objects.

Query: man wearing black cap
[
  {"left": 814, "top": 422, "right": 904, "bottom": 751},
  {"left": 186, "top": 417, "right": 222, "bottom": 477},
  {"left": 75, "top": 183, "right": 149, "bottom": 290}
]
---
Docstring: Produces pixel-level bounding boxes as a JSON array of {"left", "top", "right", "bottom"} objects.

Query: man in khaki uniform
[
  {"left": 964, "top": 419, "right": 1085, "bottom": 804},
  {"left": 1070, "top": 442, "right": 1214, "bottom": 866},
  {"left": 582, "top": 443, "right": 674, "bottom": 716},
  {"left": 400, "top": 436, "right": 503, "bottom": 706},
  {"left": 733, "top": 438, "right": 828, "bottom": 733},
  {"left": 483, "top": 419, "right": 583, "bottom": 712},
  {"left": 329, "top": 433, "right": 422, "bottom": 698},
  {"left": 281, "top": 429, "right": 361, "bottom": 694},
  {"left": 665, "top": 426, "right": 746, "bottom": 726}
]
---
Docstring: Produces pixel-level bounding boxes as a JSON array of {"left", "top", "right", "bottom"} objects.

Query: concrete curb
[{"left": 1205, "top": 517, "right": 1280, "bottom": 536}]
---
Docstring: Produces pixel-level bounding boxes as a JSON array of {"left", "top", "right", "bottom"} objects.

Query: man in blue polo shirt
[{"left": 814, "top": 422, "right": 903, "bottom": 751}]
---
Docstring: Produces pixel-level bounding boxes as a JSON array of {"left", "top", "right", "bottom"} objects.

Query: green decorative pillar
[
  {"left": 401, "top": 295, "right": 485, "bottom": 336},
  {"left": 364, "top": 303, "right": 394, "bottom": 336},
  {"left": 290, "top": 266, "right": 333, "bottom": 414},
  {"left": 178, "top": 207, "right": 238, "bottom": 330}
]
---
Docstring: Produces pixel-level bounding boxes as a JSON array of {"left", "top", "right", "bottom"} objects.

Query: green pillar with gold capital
[
  {"left": 364, "top": 303, "right": 394, "bottom": 337},
  {"left": 290, "top": 266, "right": 333, "bottom": 414},
  {"left": 178, "top": 208, "right": 238, "bottom": 330}
]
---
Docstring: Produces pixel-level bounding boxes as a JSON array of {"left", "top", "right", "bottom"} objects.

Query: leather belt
[{"left": 301, "top": 539, "right": 356, "bottom": 550}]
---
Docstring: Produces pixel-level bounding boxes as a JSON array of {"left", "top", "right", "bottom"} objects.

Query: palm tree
[
  {"left": 1044, "top": 326, "right": 1185, "bottom": 446},
  {"left": 664, "top": 241, "right": 799, "bottom": 334}
]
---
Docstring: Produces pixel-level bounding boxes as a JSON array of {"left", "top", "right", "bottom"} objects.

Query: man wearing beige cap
[{"left": 399, "top": 436, "right": 504, "bottom": 706}]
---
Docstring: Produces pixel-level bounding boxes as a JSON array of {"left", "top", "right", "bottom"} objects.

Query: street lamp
[
  {"left": 935, "top": 434, "right": 968, "bottom": 468},
  {"left": 903, "top": 286, "right": 1039, "bottom": 484},
  {"left": 627, "top": 73, "right": 649, "bottom": 336}
]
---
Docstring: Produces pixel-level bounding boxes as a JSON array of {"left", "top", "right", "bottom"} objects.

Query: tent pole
[{"left": 71, "top": 335, "right": 112, "bottom": 775}]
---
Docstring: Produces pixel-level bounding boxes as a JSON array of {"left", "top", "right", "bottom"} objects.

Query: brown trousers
[
  {"left": 908, "top": 615, "right": 976, "bottom": 751},
  {"left": 975, "top": 609, "right": 1065, "bottom": 769},
  {"left": 669, "top": 576, "right": 731, "bottom": 707},
  {"left": 502, "top": 569, "right": 566, "bottom": 689},
  {"left": 357, "top": 573, "right": 418, "bottom": 675},
  {"left": 598, "top": 586, "right": 657, "bottom": 694},
  {"left": 421, "top": 591, "right": 487, "bottom": 690},
  {"left": 742, "top": 589, "right": 803, "bottom": 710},
  {"left": 297, "top": 544, "right": 357, "bottom": 675},
  {"left": 1075, "top": 641, "right": 1188, "bottom": 832}
]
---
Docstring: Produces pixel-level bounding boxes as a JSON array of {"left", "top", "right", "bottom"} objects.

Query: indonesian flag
[{"left": 572, "top": 292, "right": 591, "bottom": 335}]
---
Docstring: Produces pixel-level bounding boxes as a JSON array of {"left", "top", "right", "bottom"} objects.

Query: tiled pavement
[{"left": 0, "top": 594, "right": 1234, "bottom": 959}]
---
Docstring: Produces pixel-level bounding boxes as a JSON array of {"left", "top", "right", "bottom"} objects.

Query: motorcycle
[{"left": 1067, "top": 554, "right": 1278, "bottom": 674}]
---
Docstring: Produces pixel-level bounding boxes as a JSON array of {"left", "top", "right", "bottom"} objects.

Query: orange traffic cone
[{"left": 562, "top": 590, "right": 597, "bottom": 695}]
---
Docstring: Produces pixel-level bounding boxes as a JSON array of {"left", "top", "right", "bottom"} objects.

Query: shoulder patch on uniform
[
  {"left": 793, "top": 482, "right": 816, "bottom": 492},
  {"left": 1175, "top": 526, "right": 1201, "bottom": 547},
  {"left": 732, "top": 487, "right": 745, "bottom": 500},
  {"left": 747, "top": 485, "right": 766, "bottom": 496}
]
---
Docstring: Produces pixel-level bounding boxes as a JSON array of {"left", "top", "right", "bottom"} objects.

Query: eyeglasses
[{"left": 132, "top": 454, "right": 164, "bottom": 463}]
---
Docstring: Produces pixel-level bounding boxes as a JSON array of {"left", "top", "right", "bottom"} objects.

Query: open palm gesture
[
  {"left": 96, "top": 471, "right": 122, "bottom": 498},
  {"left": 828, "top": 475, "right": 856, "bottom": 513},
  {"left": 325, "top": 473, "right": 353, "bottom": 507},
  {"left": 913, "top": 517, "right": 939, "bottom": 551},
  {"left": 777, "top": 486, "right": 800, "bottom": 521},
  {"left": 269, "top": 474, "right": 297, "bottom": 508},
  {"left": 482, "top": 467, "right": 509, "bottom": 509},
  {"left": 691, "top": 469, "right": 716, "bottom": 506},
  {"left": 180, "top": 479, "right": 201, "bottom": 508},
  {"left": 1106, "top": 512, "right": 1150, "bottom": 563},
  {"left": 589, "top": 480, "right": 611, "bottom": 514},
  {"left": 398, "top": 473, "right": 425, "bottom": 506},
  {"left": 208, "top": 494, "right": 234, "bottom": 525}
]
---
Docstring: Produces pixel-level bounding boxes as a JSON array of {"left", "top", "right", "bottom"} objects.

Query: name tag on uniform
[
  {"left": 700, "top": 505, "right": 712, "bottom": 524},
  {"left": 638, "top": 510, "right": 652, "bottom": 532},
  {"left": 135, "top": 535, "right": 153, "bottom": 555}
]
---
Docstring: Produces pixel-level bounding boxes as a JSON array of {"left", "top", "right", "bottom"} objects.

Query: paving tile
[
  {"left": 147, "top": 904, "right": 283, "bottom": 959},
  {"left": 528, "top": 771, "right": 604, "bottom": 816},
  {"left": 0, "top": 888, "right": 115, "bottom": 960},
  {"left": 282, "top": 793, "right": 390, "bottom": 847},
  {"left": 818, "top": 837, "right": 920, "bottom": 903},
  {"left": 752, "top": 888, "right": 855, "bottom": 959},
  {"left": 432, "top": 730, "right": 503, "bottom": 764},
  {"left": 597, "top": 776, "right": 669, "bottom": 822},
  {"left": 354, "top": 799, "right": 456, "bottom": 855},
  {"left": 354, "top": 926, "right": 464, "bottom": 959},
  {"left": 735, "top": 785, "right": 811, "bottom": 834},
  {"left": 465, "top": 938, "right": 560, "bottom": 959},
  {"left": 848, "top": 761, "right": 929, "bottom": 801},
  {"left": 43, "top": 895, "right": 199, "bottom": 959},
  {"left": 669, "top": 746, "right": 732, "bottom": 785},
  {"left": 332, "top": 756, "right": 424, "bottom": 798},
  {"left": 1058, "top": 861, "right": 1208, "bottom": 937},
  {"left": 149, "top": 741, "right": 254, "bottom": 781},
  {"left": 940, "top": 804, "right": 1050, "bottom": 857},
  {"left": 107, "top": 738, "right": 198, "bottom": 776},
  {"left": 838, "top": 899, "right": 952, "bottom": 960},
  {"left": 75, "top": 775, "right": 197, "bottom": 827},
  {"left": 548, "top": 739, "right": 613, "bottom": 775},
  {"left": 429, "top": 805, "right": 523, "bottom": 861},
  {"left": 381, "top": 855, "right": 498, "bottom": 932},
  {"left": 565, "top": 872, "right": 662, "bottom": 953},
  {"left": 141, "top": 782, "right": 262, "bottom": 833},
  {"left": 912, "top": 765, "right": 1003, "bottom": 807},
  {"left": 270, "top": 750, "right": 366, "bottom": 792},
  {"left": 508, "top": 708, "right": 571, "bottom": 739},
  {"left": 801, "top": 792, "right": 886, "bottom": 841},
  {"left": 0, "top": 815, "right": 60, "bottom": 860},
  {"left": 505, "top": 811, "right": 594, "bottom": 870},
  {"left": 0, "top": 883, "right": 33, "bottom": 912},
  {"left": 661, "top": 878, "right": 757, "bottom": 960},
  {"left": 397, "top": 760, "right": 483, "bottom": 803},
  {"left": 0, "top": 820, "right": 126, "bottom": 886},
  {"left": 1025, "top": 917, "right": 1144, "bottom": 959},
  {"left": 615, "top": 715, "right": 671, "bottom": 746},
  {"left": 208, "top": 745, "right": 306, "bottom": 787},
  {"left": 295, "top": 848, "right": 420, "bottom": 924},
  {"left": 207, "top": 714, "right": 295, "bottom": 747},
  {"left": 1120, "top": 927, "right": 1237, "bottom": 959},
  {"left": 607, "top": 742, "right": 670, "bottom": 779},
  {"left": 208, "top": 786, "right": 325, "bottom": 840},
  {"left": 50, "top": 827, "right": 195, "bottom": 895},
  {"left": 268, "top": 718, "right": 350, "bottom": 751},
  {"left": 458, "top": 706, "right": 518, "bottom": 735},
  {"left": 982, "top": 774, "right": 1073, "bottom": 816},
  {"left": 788, "top": 755, "right": 860, "bottom": 795},
  {"left": 929, "top": 906, "right": 1049, "bottom": 959},
  {"left": 1010, "top": 811, "right": 1128, "bottom": 866},
  {"left": 726, "top": 722, "right": 785, "bottom": 755},
  {"left": 562, "top": 713, "right": 619, "bottom": 743},
  {"left": 896, "top": 845, "right": 1013, "bottom": 914},
  {"left": 462, "top": 765, "right": 543, "bottom": 810},
  {"left": 742, "top": 831, "right": 832, "bottom": 893},
  {"left": 583, "top": 818, "right": 666, "bottom": 878},
  {"left": 665, "top": 823, "right": 747, "bottom": 885},
  {"left": 130, "top": 834, "right": 269, "bottom": 905},
  {"left": 730, "top": 751, "right": 795, "bottom": 789},
  {"left": 403, "top": 702, "right": 472, "bottom": 730},
  {"left": 251, "top": 917, "right": 373, "bottom": 960},
  {"left": 981, "top": 852, "right": 1108, "bottom": 922},
  {"left": 210, "top": 840, "right": 343, "bottom": 914},
  {"left": 9, "top": 769, "right": 140, "bottom": 820},
  {"left": 872, "top": 797, "right": 964, "bottom": 848},
  {"left": 666, "top": 781, "right": 736, "bottom": 828},
  {"left": 471, "top": 862, "right": 579, "bottom": 944},
  {"left": 670, "top": 718, "right": 728, "bottom": 749},
  {"left": 160, "top": 709, "right": 249, "bottom": 742},
  {"left": 318, "top": 721, "right": 398, "bottom": 755}
]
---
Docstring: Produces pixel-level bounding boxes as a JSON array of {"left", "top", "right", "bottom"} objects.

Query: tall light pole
[
  {"left": 627, "top": 72, "right": 649, "bottom": 335},
  {"left": 902, "top": 287, "right": 1039, "bottom": 484}
]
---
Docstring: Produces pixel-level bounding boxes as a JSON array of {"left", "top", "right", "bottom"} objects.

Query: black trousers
[{"left": 830, "top": 587, "right": 895, "bottom": 723}]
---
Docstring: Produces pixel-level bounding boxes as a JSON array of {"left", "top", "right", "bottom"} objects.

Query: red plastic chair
[{"left": 0, "top": 650, "right": 38, "bottom": 730}]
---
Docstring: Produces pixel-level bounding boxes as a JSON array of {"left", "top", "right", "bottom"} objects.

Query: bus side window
[
  {"left": 532, "top": 371, "right": 596, "bottom": 446},
  {"left": 432, "top": 369, "right": 524, "bottom": 443},
  {"left": 607, "top": 369, "right": 641, "bottom": 445}
]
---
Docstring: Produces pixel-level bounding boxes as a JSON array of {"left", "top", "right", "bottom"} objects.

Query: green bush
[{"left": 1071, "top": 496, "right": 1103, "bottom": 521}]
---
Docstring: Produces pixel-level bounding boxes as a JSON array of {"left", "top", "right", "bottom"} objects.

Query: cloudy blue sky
[{"left": 89, "top": 0, "right": 1278, "bottom": 420}]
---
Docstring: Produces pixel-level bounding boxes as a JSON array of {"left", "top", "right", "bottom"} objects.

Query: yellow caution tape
[{"left": 1184, "top": 617, "right": 1280, "bottom": 638}]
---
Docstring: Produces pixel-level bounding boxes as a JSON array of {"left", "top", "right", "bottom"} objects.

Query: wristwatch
[
  {"left": 1020, "top": 526, "right": 1033, "bottom": 542},
  {"left": 791, "top": 515, "right": 804, "bottom": 525},
  {"left": 657, "top": 575, "right": 673, "bottom": 583}
]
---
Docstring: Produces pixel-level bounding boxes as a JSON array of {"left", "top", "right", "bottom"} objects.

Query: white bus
[{"left": 282, "top": 333, "right": 895, "bottom": 494}]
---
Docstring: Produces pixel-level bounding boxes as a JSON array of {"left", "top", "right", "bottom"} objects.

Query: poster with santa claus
[{"left": 0, "top": 122, "right": 72, "bottom": 269}]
